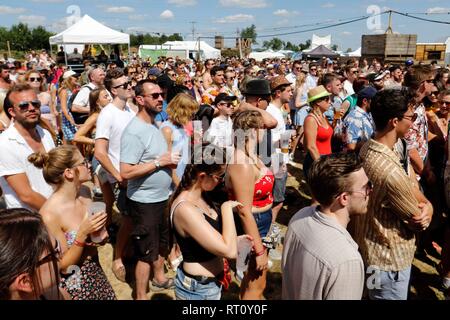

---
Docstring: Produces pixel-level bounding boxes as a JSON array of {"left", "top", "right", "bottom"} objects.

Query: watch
[{"left": 154, "top": 159, "right": 161, "bottom": 169}]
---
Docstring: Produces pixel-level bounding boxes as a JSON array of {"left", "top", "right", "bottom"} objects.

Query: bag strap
[{"left": 170, "top": 200, "right": 189, "bottom": 227}]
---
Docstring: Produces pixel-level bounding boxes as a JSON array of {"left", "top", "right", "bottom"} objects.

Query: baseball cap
[
  {"left": 405, "top": 59, "right": 414, "bottom": 67},
  {"left": 214, "top": 93, "right": 237, "bottom": 105},
  {"left": 63, "top": 70, "right": 79, "bottom": 79},
  {"left": 357, "top": 86, "right": 377, "bottom": 100}
]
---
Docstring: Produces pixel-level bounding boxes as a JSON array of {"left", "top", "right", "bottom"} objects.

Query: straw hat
[{"left": 307, "top": 85, "right": 331, "bottom": 103}]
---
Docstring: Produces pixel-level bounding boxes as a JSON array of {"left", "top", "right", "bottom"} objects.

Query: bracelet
[
  {"left": 255, "top": 248, "right": 266, "bottom": 257},
  {"left": 73, "top": 239, "right": 85, "bottom": 247}
]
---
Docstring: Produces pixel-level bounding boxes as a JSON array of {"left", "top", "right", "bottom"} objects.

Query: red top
[
  {"left": 253, "top": 170, "right": 274, "bottom": 208},
  {"left": 229, "top": 168, "right": 274, "bottom": 208},
  {"left": 308, "top": 114, "right": 333, "bottom": 155}
]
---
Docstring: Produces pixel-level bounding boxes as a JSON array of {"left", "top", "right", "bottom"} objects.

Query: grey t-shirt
[{"left": 120, "top": 117, "right": 172, "bottom": 203}]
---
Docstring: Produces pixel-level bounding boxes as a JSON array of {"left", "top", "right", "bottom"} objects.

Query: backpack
[{"left": 68, "top": 85, "right": 93, "bottom": 124}]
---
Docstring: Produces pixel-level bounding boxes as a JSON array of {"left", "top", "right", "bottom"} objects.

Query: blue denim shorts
[
  {"left": 175, "top": 267, "right": 222, "bottom": 300},
  {"left": 253, "top": 209, "right": 272, "bottom": 238},
  {"left": 367, "top": 266, "right": 411, "bottom": 300}
]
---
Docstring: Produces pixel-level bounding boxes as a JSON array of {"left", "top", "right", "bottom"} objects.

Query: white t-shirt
[
  {"left": 205, "top": 116, "right": 233, "bottom": 148},
  {"left": 95, "top": 102, "right": 135, "bottom": 183},
  {"left": 266, "top": 103, "right": 286, "bottom": 151},
  {"left": 0, "top": 125, "right": 55, "bottom": 209},
  {"left": 72, "top": 82, "right": 97, "bottom": 110},
  {"left": 343, "top": 80, "right": 355, "bottom": 98}
]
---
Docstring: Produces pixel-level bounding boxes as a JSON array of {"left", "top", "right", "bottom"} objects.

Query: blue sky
[{"left": 0, "top": 0, "right": 449, "bottom": 51}]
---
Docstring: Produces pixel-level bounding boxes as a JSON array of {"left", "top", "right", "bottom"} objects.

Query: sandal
[
  {"left": 151, "top": 278, "right": 175, "bottom": 292},
  {"left": 112, "top": 262, "right": 126, "bottom": 283}
]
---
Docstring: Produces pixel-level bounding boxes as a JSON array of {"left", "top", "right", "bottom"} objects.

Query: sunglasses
[
  {"left": 218, "top": 101, "right": 232, "bottom": 107},
  {"left": 422, "top": 79, "right": 434, "bottom": 84},
  {"left": 210, "top": 171, "right": 226, "bottom": 181},
  {"left": 226, "top": 77, "right": 236, "bottom": 81},
  {"left": 17, "top": 100, "right": 41, "bottom": 111},
  {"left": 71, "top": 158, "right": 90, "bottom": 169},
  {"left": 113, "top": 81, "right": 132, "bottom": 89},
  {"left": 316, "top": 96, "right": 331, "bottom": 103},
  {"left": 168, "top": 73, "right": 176, "bottom": 77},
  {"left": 29, "top": 77, "right": 41, "bottom": 82},
  {"left": 37, "top": 239, "right": 61, "bottom": 267},
  {"left": 310, "top": 68, "right": 317, "bottom": 72},
  {"left": 143, "top": 92, "right": 164, "bottom": 99},
  {"left": 402, "top": 113, "right": 418, "bottom": 122}
]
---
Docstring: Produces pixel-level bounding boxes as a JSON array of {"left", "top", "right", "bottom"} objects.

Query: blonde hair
[
  {"left": 28, "top": 145, "right": 80, "bottom": 187},
  {"left": 166, "top": 93, "right": 199, "bottom": 126},
  {"left": 295, "top": 72, "right": 306, "bottom": 88},
  {"left": 232, "top": 110, "right": 263, "bottom": 157}
]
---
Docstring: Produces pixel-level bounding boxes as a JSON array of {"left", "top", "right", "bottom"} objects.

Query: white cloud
[
  {"left": 160, "top": 10, "right": 174, "bottom": 19},
  {"left": 341, "top": 31, "right": 352, "bottom": 36},
  {"left": 217, "top": 14, "right": 254, "bottom": 23},
  {"left": 127, "top": 26, "right": 147, "bottom": 33},
  {"left": 321, "top": 2, "right": 335, "bottom": 8},
  {"left": 427, "top": 7, "right": 450, "bottom": 14},
  {"left": 273, "top": 9, "right": 299, "bottom": 17},
  {"left": 0, "top": 6, "right": 26, "bottom": 14},
  {"left": 18, "top": 15, "right": 46, "bottom": 26},
  {"left": 168, "top": 0, "right": 197, "bottom": 6},
  {"left": 105, "top": 6, "right": 135, "bottom": 13},
  {"left": 220, "top": 0, "right": 267, "bottom": 9}
]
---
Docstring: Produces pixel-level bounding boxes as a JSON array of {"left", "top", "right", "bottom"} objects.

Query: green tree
[
  {"left": 31, "top": 26, "right": 53, "bottom": 50},
  {"left": 9, "top": 23, "right": 32, "bottom": 51},
  {"left": 331, "top": 44, "right": 339, "bottom": 51},
  {"left": 298, "top": 39, "right": 311, "bottom": 51},
  {"left": 346, "top": 47, "right": 353, "bottom": 53},
  {"left": 284, "top": 41, "right": 299, "bottom": 52},
  {"left": 0, "top": 27, "right": 8, "bottom": 50},
  {"left": 263, "top": 38, "right": 285, "bottom": 51},
  {"left": 240, "top": 24, "right": 257, "bottom": 45}
]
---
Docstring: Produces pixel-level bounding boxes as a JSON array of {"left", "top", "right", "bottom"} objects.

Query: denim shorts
[
  {"left": 175, "top": 267, "right": 222, "bottom": 300},
  {"left": 367, "top": 266, "right": 411, "bottom": 300},
  {"left": 253, "top": 209, "right": 272, "bottom": 238}
]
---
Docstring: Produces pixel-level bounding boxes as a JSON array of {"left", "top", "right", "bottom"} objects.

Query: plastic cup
[
  {"left": 88, "top": 201, "right": 107, "bottom": 243},
  {"left": 236, "top": 237, "right": 252, "bottom": 276},
  {"left": 280, "top": 132, "right": 291, "bottom": 154}
]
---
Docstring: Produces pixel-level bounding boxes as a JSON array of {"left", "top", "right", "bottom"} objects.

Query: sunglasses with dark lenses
[
  {"left": 143, "top": 92, "right": 164, "bottom": 99},
  {"left": 168, "top": 73, "right": 176, "bottom": 77},
  {"left": 29, "top": 77, "right": 41, "bottom": 82},
  {"left": 402, "top": 113, "right": 418, "bottom": 122},
  {"left": 218, "top": 101, "right": 232, "bottom": 107},
  {"left": 17, "top": 100, "right": 41, "bottom": 111},
  {"left": 423, "top": 79, "right": 434, "bottom": 84},
  {"left": 113, "top": 81, "right": 132, "bottom": 89},
  {"left": 37, "top": 239, "right": 61, "bottom": 267},
  {"left": 211, "top": 171, "right": 226, "bottom": 181},
  {"left": 316, "top": 96, "right": 331, "bottom": 103}
]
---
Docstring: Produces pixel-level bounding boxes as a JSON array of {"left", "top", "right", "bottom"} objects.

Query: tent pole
[{"left": 64, "top": 45, "right": 68, "bottom": 67}]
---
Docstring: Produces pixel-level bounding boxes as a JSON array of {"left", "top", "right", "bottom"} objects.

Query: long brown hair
[{"left": 0, "top": 208, "right": 61, "bottom": 300}]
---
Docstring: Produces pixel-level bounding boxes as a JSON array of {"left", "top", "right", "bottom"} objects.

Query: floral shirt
[
  {"left": 404, "top": 103, "right": 428, "bottom": 162},
  {"left": 343, "top": 106, "right": 375, "bottom": 145}
]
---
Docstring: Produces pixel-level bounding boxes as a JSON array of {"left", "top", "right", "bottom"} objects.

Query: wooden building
[
  {"left": 361, "top": 34, "right": 417, "bottom": 63},
  {"left": 415, "top": 43, "right": 446, "bottom": 64}
]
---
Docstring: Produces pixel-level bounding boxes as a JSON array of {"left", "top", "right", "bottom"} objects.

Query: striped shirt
[{"left": 354, "top": 139, "right": 421, "bottom": 271}]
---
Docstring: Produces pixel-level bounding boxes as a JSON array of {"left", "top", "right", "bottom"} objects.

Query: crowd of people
[{"left": 0, "top": 47, "right": 450, "bottom": 301}]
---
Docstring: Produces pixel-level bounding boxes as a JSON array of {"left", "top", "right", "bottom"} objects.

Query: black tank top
[{"left": 171, "top": 201, "right": 222, "bottom": 263}]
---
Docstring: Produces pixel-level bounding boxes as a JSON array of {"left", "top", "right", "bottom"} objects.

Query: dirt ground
[{"left": 97, "top": 154, "right": 448, "bottom": 300}]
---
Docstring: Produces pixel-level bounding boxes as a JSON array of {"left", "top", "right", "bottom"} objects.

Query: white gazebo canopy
[{"left": 49, "top": 14, "right": 130, "bottom": 45}]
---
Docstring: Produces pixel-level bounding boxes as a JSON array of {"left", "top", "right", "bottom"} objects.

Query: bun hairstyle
[
  {"left": 27, "top": 152, "right": 50, "bottom": 169},
  {"left": 28, "top": 145, "right": 79, "bottom": 186}
]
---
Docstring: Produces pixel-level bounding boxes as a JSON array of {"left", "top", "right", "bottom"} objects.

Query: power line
[{"left": 390, "top": 10, "right": 450, "bottom": 24}]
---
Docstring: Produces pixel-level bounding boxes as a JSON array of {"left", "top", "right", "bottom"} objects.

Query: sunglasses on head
[
  {"left": 113, "top": 81, "right": 132, "bottom": 89},
  {"left": 17, "top": 100, "right": 41, "bottom": 111},
  {"left": 29, "top": 77, "right": 41, "bottom": 82}
]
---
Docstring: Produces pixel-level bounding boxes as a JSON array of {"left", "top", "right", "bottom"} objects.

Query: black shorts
[{"left": 128, "top": 199, "right": 169, "bottom": 264}]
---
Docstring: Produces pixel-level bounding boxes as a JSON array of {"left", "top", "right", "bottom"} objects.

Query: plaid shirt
[{"left": 354, "top": 139, "right": 421, "bottom": 271}]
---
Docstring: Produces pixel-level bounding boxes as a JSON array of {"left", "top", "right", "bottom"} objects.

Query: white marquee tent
[
  {"left": 162, "top": 41, "right": 221, "bottom": 60},
  {"left": 49, "top": 15, "right": 130, "bottom": 45},
  {"left": 49, "top": 15, "right": 130, "bottom": 65},
  {"left": 248, "top": 50, "right": 286, "bottom": 61}
]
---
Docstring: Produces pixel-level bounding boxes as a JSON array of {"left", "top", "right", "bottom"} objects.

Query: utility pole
[
  {"left": 189, "top": 21, "right": 197, "bottom": 41},
  {"left": 237, "top": 28, "right": 242, "bottom": 59}
]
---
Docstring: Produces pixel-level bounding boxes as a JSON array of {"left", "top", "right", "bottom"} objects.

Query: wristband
[
  {"left": 255, "top": 248, "right": 265, "bottom": 257},
  {"left": 73, "top": 239, "right": 85, "bottom": 247}
]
